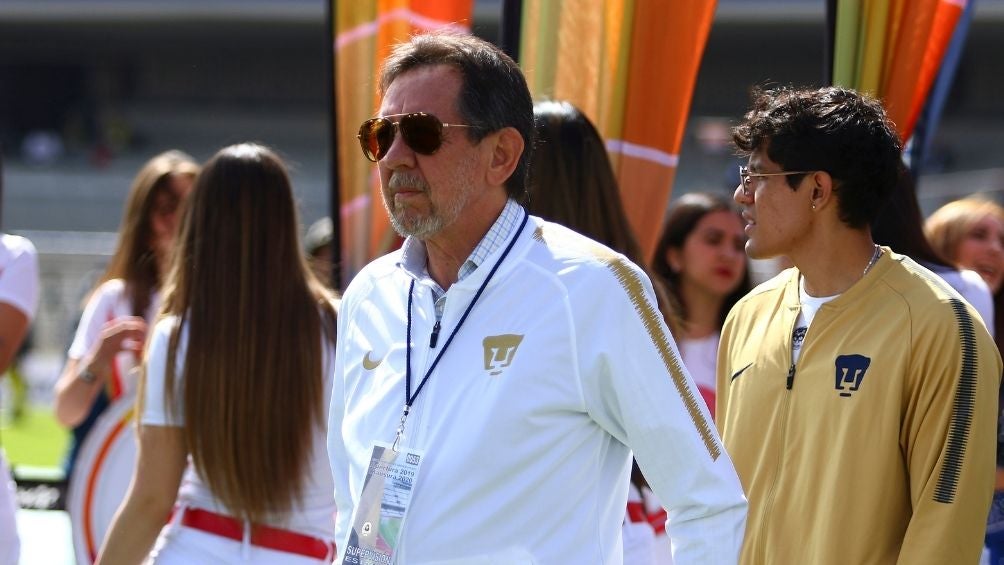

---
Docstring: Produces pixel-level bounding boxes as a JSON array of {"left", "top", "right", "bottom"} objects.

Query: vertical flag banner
[
  {"left": 333, "top": 1, "right": 473, "bottom": 280},
  {"left": 519, "top": 0, "right": 717, "bottom": 260},
  {"left": 830, "top": 0, "right": 968, "bottom": 145},
  {"left": 908, "top": 0, "right": 974, "bottom": 172}
]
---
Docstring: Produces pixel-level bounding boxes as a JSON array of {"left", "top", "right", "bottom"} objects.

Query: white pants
[
  {"left": 0, "top": 452, "right": 20, "bottom": 565},
  {"left": 151, "top": 524, "right": 330, "bottom": 564}
]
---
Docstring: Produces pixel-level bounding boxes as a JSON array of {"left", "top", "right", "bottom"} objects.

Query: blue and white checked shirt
[{"left": 399, "top": 199, "right": 523, "bottom": 320}]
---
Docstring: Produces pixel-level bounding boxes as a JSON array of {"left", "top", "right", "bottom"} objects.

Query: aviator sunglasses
[{"left": 357, "top": 112, "right": 483, "bottom": 162}]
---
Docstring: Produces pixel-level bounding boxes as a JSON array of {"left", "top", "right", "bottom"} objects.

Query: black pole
[
  {"left": 823, "top": 0, "right": 837, "bottom": 87},
  {"left": 0, "top": 150, "right": 5, "bottom": 231},
  {"left": 326, "top": 0, "right": 343, "bottom": 290},
  {"left": 499, "top": 0, "right": 523, "bottom": 61}
]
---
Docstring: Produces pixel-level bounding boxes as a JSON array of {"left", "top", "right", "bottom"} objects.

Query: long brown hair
[
  {"left": 871, "top": 170, "right": 950, "bottom": 268},
  {"left": 528, "top": 101, "right": 644, "bottom": 261},
  {"left": 159, "top": 143, "right": 336, "bottom": 523},
  {"left": 98, "top": 150, "right": 199, "bottom": 316}
]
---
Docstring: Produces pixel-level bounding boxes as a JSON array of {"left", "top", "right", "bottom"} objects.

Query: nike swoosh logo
[
  {"left": 731, "top": 363, "right": 753, "bottom": 382},
  {"left": 362, "top": 351, "right": 383, "bottom": 371}
]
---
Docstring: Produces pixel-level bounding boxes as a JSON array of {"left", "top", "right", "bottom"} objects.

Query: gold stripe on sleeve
[{"left": 534, "top": 226, "right": 721, "bottom": 460}]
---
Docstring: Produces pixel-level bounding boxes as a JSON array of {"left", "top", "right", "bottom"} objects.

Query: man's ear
[
  {"left": 809, "top": 170, "right": 836, "bottom": 210},
  {"left": 485, "top": 127, "right": 524, "bottom": 188}
]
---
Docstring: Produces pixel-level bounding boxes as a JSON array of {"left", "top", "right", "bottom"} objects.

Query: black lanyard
[{"left": 393, "top": 210, "right": 529, "bottom": 451}]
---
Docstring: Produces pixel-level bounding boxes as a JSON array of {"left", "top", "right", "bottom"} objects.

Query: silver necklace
[{"left": 862, "top": 244, "right": 882, "bottom": 277}]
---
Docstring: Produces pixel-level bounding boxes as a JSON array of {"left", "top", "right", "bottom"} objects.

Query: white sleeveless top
[{"left": 142, "top": 315, "right": 337, "bottom": 541}]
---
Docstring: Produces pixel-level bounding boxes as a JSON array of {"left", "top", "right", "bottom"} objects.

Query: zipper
[
  {"left": 429, "top": 321, "right": 441, "bottom": 348},
  {"left": 755, "top": 364, "right": 795, "bottom": 564},
  {"left": 756, "top": 302, "right": 801, "bottom": 563}
]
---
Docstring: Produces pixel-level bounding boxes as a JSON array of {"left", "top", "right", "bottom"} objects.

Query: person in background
[
  {"left": 97, "top": 143, "right": 338, "bottom": 564},
  {"left": 926, "top": 196, "right": 1004, "bottom": 340},
  {"left": 304, "top": 216, "right": 334, "bottom": 288},
  {"left": 528, "top": 102, "right": 644, "bottom": 261},
  {"left": 53, "top": 150, "right": 198, "bottom": 476},
  {"left": 872, "top": 174, "right": 994, "bottom": 333},
  {"left": 0, "top": 151, "right": 41, "bottom": 565},
  {"left": 719, "top": 85, "right": 1001, "bottom": 564},
  {"left": 924, "top": 195, "right": 1004, "bottom": 564},
  {"left": 652, "top": 192, "right": 751, "bottom": 417}
]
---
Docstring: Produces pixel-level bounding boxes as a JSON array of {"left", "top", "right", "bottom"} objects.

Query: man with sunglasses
[
  {"left": 327, "top": 31, "right": 746, "bottom": 565},
  {"left": 717, "top": 86, "right": 1001, "bottom": 565}
]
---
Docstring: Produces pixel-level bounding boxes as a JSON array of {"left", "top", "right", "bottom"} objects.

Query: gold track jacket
[{"left": 718, "top": 249, "right": 1001, "bottom": 565}]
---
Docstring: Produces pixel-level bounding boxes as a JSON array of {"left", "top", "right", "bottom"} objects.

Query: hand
[
  {"left": 54, "top": 315, "right": 150, "bottom": 426},
  {"left": 87, "top": 316, "right": 148, "bottom": 374}
]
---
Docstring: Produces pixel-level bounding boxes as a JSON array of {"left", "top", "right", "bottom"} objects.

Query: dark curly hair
[{"left": 732, "top": 86, "right": 903, "bottom": 228}]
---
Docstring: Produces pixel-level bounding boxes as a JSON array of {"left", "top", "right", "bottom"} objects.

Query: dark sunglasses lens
[
  {"left": 374, "top": 119, "right": 396, "bottom": 160},
  {"left": 399, "top": 113, "right": 443, "bottom": 155},
  {"left": 358, "top": 118, "right": 392, "bottom": 162}
]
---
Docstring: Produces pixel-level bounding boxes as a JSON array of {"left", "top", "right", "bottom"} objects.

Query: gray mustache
[{"left": 389, "top": 173, "right": 429, "bottom": 191}]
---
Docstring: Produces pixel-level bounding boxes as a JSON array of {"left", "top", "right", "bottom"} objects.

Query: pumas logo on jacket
[
  {"left": 482, "top": 334, "right": 524, "bottom": 376},
  {"left": 834, "top": 354, "right": 871, "bottom": 397}
]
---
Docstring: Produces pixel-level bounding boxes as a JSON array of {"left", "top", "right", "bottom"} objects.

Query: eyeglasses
[
  {"left": 739, "top": 166, "right": 815, "bottom": 197},
  {"left": 357, "top": 112, "right": 484, "bottom": 162}
]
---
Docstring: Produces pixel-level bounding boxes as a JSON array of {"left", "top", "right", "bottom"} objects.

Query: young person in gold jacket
[{"left": 717, "top": 86, "right": 1002, "bottom": 565}]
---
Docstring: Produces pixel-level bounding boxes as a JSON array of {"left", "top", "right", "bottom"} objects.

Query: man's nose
[
  {"left": 380, "top": 125, "right": 415, "bottom": 169},
  {"left": 734, "top": 183, "right": 750, "bottom": 205}
]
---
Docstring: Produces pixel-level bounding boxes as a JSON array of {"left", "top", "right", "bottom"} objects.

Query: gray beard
[
  {"left": 388, "top": 207, "right": 445, "bottom": 239},
  {"left": 383, "top": 169, "right": 474, "bottom": 239}
]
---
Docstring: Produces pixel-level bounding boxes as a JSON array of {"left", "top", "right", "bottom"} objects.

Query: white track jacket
[{"left": 328, "top": 216, "right": 747, "bottom": 564}]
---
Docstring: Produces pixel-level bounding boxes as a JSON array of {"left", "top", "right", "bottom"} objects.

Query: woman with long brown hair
[
  {"left": 97, "top": 143, "right": 338, "bottom": 564},
  {"left": 54, "top": 150, "right": 199, "bottom": 474}
]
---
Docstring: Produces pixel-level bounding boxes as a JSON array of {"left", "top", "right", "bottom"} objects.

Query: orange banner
[{"left": 334, "top": 0, "right": 473, "bottom": 280}]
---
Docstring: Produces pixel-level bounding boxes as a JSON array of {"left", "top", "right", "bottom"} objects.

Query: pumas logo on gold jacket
[
  {"left": 482, "top": 334, "right": 524, "bottom": 376},
  {"left": 834, "top": 354, "right": 870, "bottom": 397}
]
